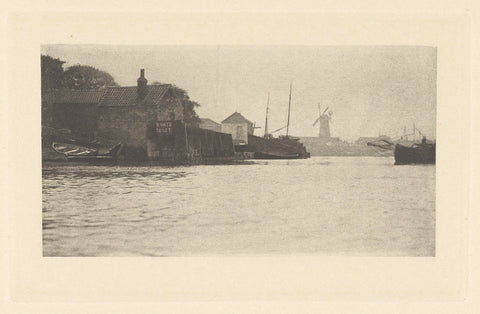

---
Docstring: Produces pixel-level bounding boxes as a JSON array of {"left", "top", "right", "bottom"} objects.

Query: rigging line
[
  {"left": 271, "top": 125, "right": 287, "bottom": 133},
  {"left": 264, "top": 92, "right": 270, "bottom": 137}
]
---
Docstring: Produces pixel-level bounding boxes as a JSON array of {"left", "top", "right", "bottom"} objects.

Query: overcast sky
[{"left": 42, "top": 45, "right": 436, "bottom": 142}]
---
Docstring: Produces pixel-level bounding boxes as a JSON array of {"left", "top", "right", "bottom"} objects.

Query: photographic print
[{"left": 41, "top": 45, "right": 436, "bottom": 257}]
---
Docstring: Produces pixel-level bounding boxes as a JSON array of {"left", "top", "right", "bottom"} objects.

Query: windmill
[
  {"left": 313, "top": 103, "right": 333, "bottom": 138},
  {"left": 252, "top": 122, "right": 261, "bottom": 134}
]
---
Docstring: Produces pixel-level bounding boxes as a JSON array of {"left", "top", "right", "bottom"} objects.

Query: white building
[{"left": 221, "top": 112, "right": 254, "bottom": 145}]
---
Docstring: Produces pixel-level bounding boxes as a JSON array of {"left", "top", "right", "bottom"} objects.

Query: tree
[
  {"left": 41, "top": 55, "right": 119, "bottom": 90},
  {"left": 152, "top": 82, "right": 200, "bottom": 127},
  {"left": 62, "top": 65, "right": 118, "bottom": 90},
  {"left": 41, "top": 55, "right": 65, "bottom": 91},
  {"left": 42, "top": 56, "right": 199, "bottom": 125},
  {"left": 181, "top": 97, "right": 201, "bottom": 127}
]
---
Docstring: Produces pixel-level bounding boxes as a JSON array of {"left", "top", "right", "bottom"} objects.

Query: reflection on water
[{"left": 42, "top": 157, "right": 435, "bottom": 256}]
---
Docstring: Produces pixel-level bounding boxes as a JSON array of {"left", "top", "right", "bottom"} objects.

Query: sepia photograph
[
  {"left": 3, "top": 5, "right": 477, "bottom": 312},
  {"left": 41, "top": 45, "right": 436, "bottom": 257}
]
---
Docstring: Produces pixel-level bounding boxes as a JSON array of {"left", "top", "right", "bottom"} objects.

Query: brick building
[
  {"left": 42, "top": 69, "right": 184, "bottom": 160},
  {"left": 42, "top": 69, "right": 234, "bottom": 162}
]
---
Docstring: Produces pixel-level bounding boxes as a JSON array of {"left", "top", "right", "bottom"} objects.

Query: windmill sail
[{"left": 313, "top": 103, "right": 321, "bottom": 127}]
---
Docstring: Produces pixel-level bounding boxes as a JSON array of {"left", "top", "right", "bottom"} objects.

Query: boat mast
[
  {"left": 286, "top": 81, "right": 292, "bottom": 137},
  {"left": 264, "top": 92, "right": 270, "bottom": 138}
]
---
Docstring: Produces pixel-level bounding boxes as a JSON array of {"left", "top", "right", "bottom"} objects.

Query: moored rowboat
[{"left": 52, "top": 142, "right": 123, "bottom": 162}]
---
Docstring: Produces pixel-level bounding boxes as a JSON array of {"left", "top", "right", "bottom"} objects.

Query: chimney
[{"left": 137, "top": 69, "right": 148, "bottom": 100}]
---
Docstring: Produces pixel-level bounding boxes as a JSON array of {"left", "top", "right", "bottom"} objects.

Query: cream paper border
[{"left": 1, "top": 8, "right": 476, "bottom": 314}]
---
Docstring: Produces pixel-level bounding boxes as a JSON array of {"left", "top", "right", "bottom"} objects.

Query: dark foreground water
[{"left": 42, "top": 157, "right": 435, "bottom": 256}]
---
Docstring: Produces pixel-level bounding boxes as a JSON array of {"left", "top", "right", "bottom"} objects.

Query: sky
[{"left": 41, "top": 45, "right": 436, "bottom": 142}]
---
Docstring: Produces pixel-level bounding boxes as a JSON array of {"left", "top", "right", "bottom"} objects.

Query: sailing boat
[
  {"left": 254, "top": 92, "right": 296, "bottom": 159},
  {"left": 394, "top": 123, "right": 435, "bottom": 165},
  {"left": 394, "top": 138, "right": 435, "bottom": 165},
  {"left": 367, "top": 123, "right": 435, "bottom": 165},
  {"left": 252, "top": 83, "right": 310, "bottom": 159}
]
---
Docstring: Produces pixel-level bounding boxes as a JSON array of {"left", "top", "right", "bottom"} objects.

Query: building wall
[
  {"left": 96, "top": 92, "right": 184, "bottom": 161},
  {"left": 146, "top": 121, "right": 234, "bottom": 162},
  {"left": 42, "top": 88, "right": 185, "bottom": 161},
  {"left": 97, "top": 106, "right": 157, "bottom": 160},
  {"left": 42, "top": 101, "right": 54, "bottom": 127},
  {"left": 51, "top": 103, "right": 98, "bottom": 140},
  {"left": 221, "top": 122, "right": 249, "bottom": 145},
  {"left": 98, "top": 106, "right": 155, "bottom": 143},
  {"left": 185, "top": 126, "right": 235, "bottom": 160}
]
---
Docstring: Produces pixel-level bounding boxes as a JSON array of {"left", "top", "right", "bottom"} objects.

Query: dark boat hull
[
  {"left": 253, "top": 152, "right": 300, "bottom": 159},
  {"left": 235, "top": 134, "right": 310, "bottom": 160},
  {"left": 394, "top": 143, "right": 435, "bottom": 165}
]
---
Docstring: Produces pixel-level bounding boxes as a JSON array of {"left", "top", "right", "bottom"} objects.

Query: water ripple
[{"left": 42, "top": 157, "right": 435, "bottom": 256}]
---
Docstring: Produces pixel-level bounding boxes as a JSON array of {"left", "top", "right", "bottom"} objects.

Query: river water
[{"left": 42, "top": 157, "right": 435, "bottom": 256}]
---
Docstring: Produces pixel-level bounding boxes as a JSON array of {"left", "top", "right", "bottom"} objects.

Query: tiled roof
[
  {"left": 221, "top": 112, "right": 252, "bottom": 124},
  {"left": 200, "top": 118, "right": 221, "bottom": 126},
  {"left": 42, "top": 90, "right": 106, "bottom": 104},
  {"left": 42, "top": 85, "right": 171, "bottom": 107},
  {"left": 100, "top": 85, "right": 170, "bottom": 107}
]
